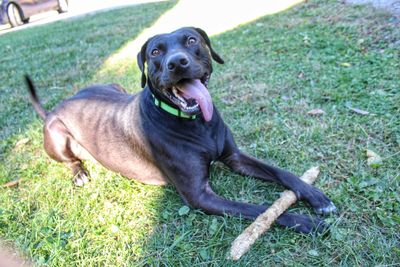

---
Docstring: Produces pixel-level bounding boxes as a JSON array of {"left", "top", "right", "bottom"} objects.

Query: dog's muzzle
[{"left": 160, "top": 53, "right": 213, "bottom": 121}]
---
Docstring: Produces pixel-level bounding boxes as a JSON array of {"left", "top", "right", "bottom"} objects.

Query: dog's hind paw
[
  {"left": 279, "top": 213, "right": 328, "bottom": 234},
  {"left": 73, "top": 171, "right": 90, "bottom": 187}
]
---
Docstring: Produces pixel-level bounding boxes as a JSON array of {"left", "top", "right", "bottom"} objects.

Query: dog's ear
[
  {"left": 193, "top": 27, "right": 224, "bottom": 64},
  {"left": 137, "top": 40, "right": 148, "bottom": 88}
]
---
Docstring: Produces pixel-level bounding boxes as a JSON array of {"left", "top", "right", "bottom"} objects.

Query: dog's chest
[{"left": 144, "top": 116, "right": 226, "bottom": 166}]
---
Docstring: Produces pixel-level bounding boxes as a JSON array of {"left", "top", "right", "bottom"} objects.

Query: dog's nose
[{"left": 166, "top": 53, "right": 190, "bottom": 73}]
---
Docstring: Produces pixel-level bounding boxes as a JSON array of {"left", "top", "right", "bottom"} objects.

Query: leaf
[
  {"left": 199, "top": 249, "right": 208, "bottom": 260},
  {"left": 14, "top": 138, "right": 30, "bottom": 149},
  {"left": 178, "top": 205, "right": 190, "bottom": 216},
  {"left": 359, "top": 178, "right": 379, "bottom": 188},
  {"left": 339, "top": 62, "right": 352, "bottom": 67},
  {"left": 2, "top": 179, "right": 20, "bottom": 188},
  {"left": 366, "top": 150, "right": 382, "bottom": 168},
  {"left": 208, "top": 218, "right": 219, "bottom": 235},
  {"left": 162, "top": 210, "right": 170, "bottom": 220},
  {"left": 110, "top": 225, "right": 119, "bottom": 233},
  {"left": 308, "top": 249, "right": 319, "bottom": 256},
  {"left": 307, "top": 108, "right": 325, "bottom": 116},
  {"left": 348, "top": 107, "right": 369, "bottom": 115},
  {"left": 332, "top": 228, "right": 346, "bottom": 241}
]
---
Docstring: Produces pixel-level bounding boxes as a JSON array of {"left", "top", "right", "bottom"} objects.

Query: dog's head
[{"left": 137, "top": 27, "right": 224, "bottom": 121}]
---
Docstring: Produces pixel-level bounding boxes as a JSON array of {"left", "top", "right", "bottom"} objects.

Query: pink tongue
[{"left": 177, "top": 79, "right": 213, "bottom": 122}]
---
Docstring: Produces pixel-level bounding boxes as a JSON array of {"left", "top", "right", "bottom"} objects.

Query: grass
[{"left": 0, "top": 0, "right": 399, "bottom": 265}]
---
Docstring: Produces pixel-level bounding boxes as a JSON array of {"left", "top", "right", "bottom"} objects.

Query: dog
[{"left": 26, "top": 27, "right": 336, "bottom": 233}]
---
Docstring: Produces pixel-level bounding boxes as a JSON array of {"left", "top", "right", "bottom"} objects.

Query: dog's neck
[{"left": 140, "top": 87, "right": 204, "bottom": 123}]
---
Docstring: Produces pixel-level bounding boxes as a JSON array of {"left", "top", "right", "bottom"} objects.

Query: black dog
[{"left": 26, "top": 27, "right": 336, "bottom": 233}]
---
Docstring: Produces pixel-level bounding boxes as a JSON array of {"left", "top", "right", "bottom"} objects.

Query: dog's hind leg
[{"left": 43, "top": 115, "right": 90, "bottom": 186}]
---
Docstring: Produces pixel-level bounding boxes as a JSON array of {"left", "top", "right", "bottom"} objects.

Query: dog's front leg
[
  {"left": 220, "top": 130, "right": 336, "bottom": 215},
  {"left": 169, "top": 162, "right": 325, "bottom": 234}
]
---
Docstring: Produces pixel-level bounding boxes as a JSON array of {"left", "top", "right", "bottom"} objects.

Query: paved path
[{"left": 0, "top": 0, "right": 157, "bottom": 35}]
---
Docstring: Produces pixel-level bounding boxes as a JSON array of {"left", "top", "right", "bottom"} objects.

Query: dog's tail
[{"left": 24, "top": 75, "right": 47, "bottom": 120}]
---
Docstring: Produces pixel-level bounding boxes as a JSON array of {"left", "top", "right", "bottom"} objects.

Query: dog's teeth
[
  {"left": 172, "top": 88, "right": 187, "bottom": 107},
  {"left": 184, "top": 102, "right": 199, "bottom": 111}
]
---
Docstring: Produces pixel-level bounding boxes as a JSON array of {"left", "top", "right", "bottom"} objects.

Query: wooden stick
[{"left": 228, "top": 166, "right": 320, "bottom": 260}]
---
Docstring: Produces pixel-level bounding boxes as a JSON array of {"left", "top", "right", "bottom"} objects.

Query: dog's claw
[
  {"left": 73, "top": 171, "right": 90, "bottom": 187},
  {"left": 316, "top": 201, "right": 337, "bottom": 215}
]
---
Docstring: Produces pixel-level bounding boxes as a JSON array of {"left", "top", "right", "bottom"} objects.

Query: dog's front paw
[
  {"left": 315, "top": 201, "right": 337, "bottom": 215},
  {"left": 300, "top": 186, "right": 337, "bottom": 215},
  {"left": 73, "top": 171, "right": 90, "bottom": 187}
]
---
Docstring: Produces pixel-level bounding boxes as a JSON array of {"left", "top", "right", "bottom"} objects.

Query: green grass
[{"left": 1, "top": 0, "right": 399, "bottom": 265}]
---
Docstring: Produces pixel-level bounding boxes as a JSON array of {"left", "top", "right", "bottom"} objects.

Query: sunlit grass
[{"left": 98, "top": 0, "right": 305, "bottom": 87}]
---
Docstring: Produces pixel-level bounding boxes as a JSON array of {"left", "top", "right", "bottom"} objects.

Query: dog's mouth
[{"left": 164, "top": 74, "right": 213, "bottom": 121}]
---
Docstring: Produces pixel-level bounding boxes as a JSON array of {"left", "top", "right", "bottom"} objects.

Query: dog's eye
[
  {"left": 151, "top": 49, "right": 160, "bottom": 56},
  {"left": 187, "top": 37, "right": 197, "bottom": 46}
]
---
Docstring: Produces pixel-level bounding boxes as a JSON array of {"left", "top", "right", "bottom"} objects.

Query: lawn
[{"left": 0, "top": 0, "right": 399, "bottom": 266}]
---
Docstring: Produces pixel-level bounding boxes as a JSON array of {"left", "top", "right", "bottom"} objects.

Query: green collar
[{"left": 151, "top": 94, "right": 197, "bottom": 120}]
